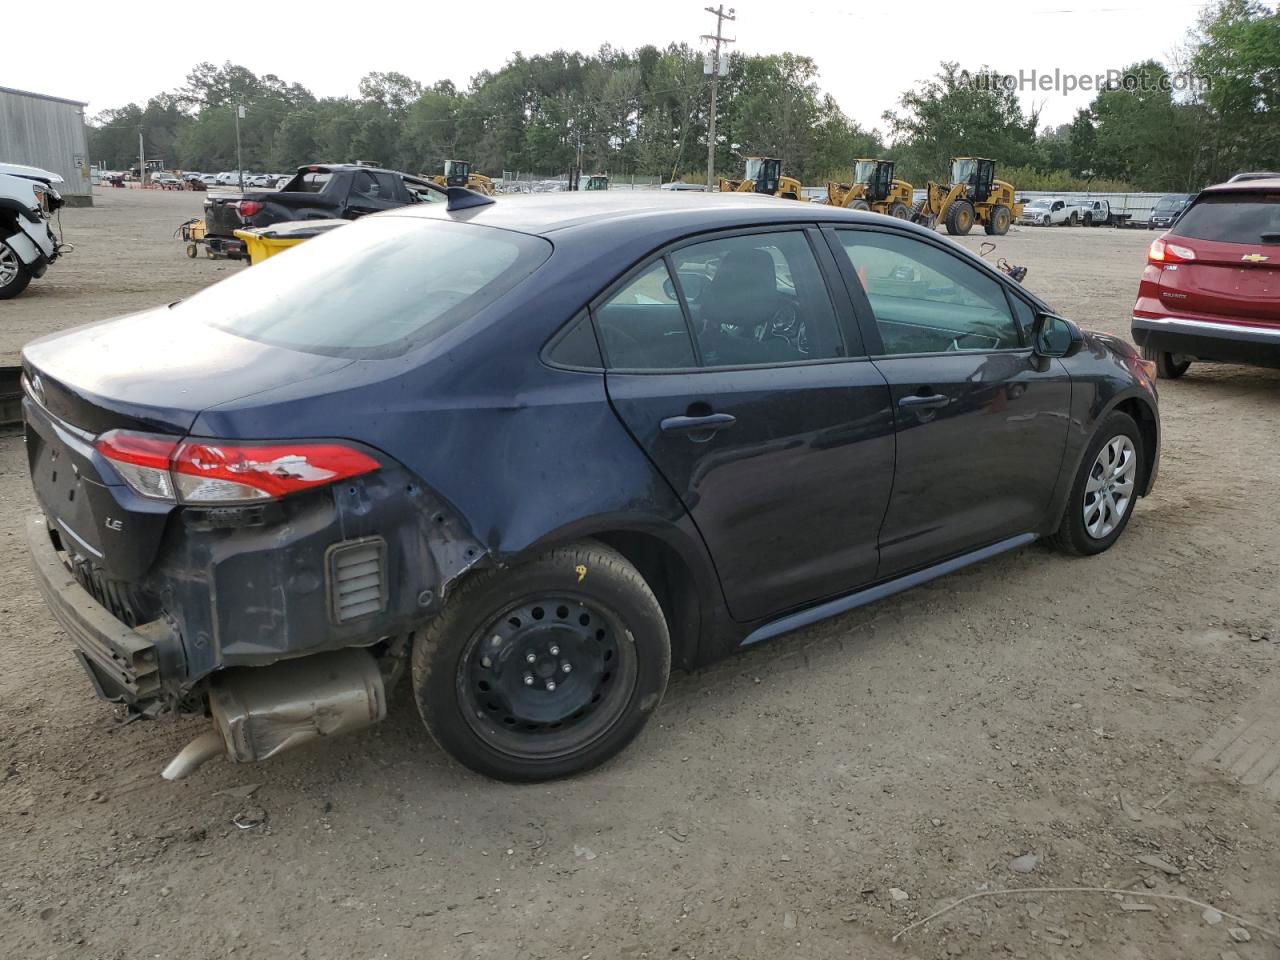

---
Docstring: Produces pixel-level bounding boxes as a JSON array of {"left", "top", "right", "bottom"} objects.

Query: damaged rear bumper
[{"left": 27, "top": 514, "right": 172, "bottom": 710}]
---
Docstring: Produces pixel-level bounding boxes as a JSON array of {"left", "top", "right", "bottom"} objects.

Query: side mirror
[{"left": 1032, "top": 313, "right": 1084, "bottom": 359}]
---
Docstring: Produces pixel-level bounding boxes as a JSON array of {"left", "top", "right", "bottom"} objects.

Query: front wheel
[
  {"left": 0, "top": 239, "right": 33, "bottom": 300},
  {"left": 1141, "top": 344, "right": 1189, "bottom": 379},
  {"left": 412, "top": 541, "right": 671, "bottom": 781},
  {"left": 887, "top": 201, "right": 911, "bottom": 220},
  {"left": 1049, "top": 412, "right": 1143, "bottom": 556},
  {"left": 945, "top": 200, "right": 975, "bottom": 235}
]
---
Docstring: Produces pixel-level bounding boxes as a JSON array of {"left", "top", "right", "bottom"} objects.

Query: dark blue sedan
[{"left": 22, "top": 190, "right": 1160, "bottom": 781}]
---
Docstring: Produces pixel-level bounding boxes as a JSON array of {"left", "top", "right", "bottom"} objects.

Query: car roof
[
  {"left": 1200, "top": 177, "right": 1280, "bottom": 194},
  {"left": 385, "top": 190, "right": 922, "bottom": 237}
]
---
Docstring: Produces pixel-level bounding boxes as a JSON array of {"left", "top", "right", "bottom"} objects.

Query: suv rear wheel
[
  {"left": 1049, "top": 411, "right": 1144, "bottom": 556},
  {"left": 412, "top": 541, "right": 670, "bottom": 781},
  {"left": 1140, "top": 344, "right": 1190, "bottom": 379}
]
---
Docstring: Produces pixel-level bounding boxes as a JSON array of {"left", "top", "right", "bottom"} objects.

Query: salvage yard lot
[{"left": 2, "top": 187, "right": 1279, "bottom": 959}]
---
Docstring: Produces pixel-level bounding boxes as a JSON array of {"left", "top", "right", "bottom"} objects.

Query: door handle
[
  {"left": 898, "top": 393, "right": 950, "bottom": 409},
  {"left": 660, "top": 412, "right": 737, "bottom": 434}
]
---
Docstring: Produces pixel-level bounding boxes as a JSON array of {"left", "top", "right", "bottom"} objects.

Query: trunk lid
[
  {"left": 23, "top": 306, "right": 352, "bottom": 583},
  {"left": 203, "top": 192, "right": 249, "bottom": 238}
]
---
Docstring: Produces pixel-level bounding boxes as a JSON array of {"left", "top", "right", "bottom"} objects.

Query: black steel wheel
[
  {"left": 413, "top": 541, "right": 670, "bottom": 781},
  {"left": 457, "top": 595, "right": 637, "bottom": 760}
]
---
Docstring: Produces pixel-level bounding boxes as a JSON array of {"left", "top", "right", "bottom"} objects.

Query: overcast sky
[{"left": 8, "top": 0, "right": 1208, "bottom": 134}]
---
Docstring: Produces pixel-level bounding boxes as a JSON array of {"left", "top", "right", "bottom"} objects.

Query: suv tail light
[
  {"left": 236, "top": 199, "right": 264, "bottom": 218},
  {"left": 1149, "top": 237, "right": 1196, "bottom": 263},
  {"left": 95, "top": 431, "right": 380, "bottom": 504}
]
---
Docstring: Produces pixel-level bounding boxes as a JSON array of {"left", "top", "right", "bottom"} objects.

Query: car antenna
[{"left": 445, "top": 186, "right": 496, "bottom": 211}]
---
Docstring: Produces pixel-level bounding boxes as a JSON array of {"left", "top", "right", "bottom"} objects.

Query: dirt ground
[{"left": 2, "top": 188, "right": 1278, "bottom": 960}]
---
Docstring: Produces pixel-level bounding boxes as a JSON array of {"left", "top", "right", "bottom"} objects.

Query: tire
[
  {"left": 849, "top": 199, "right": 871, "bottom": 211},
  {"left": 1048, "top": 411, "right": 1144, "bottom": 556},
  {"left": 0, "top": 239, "right": 33, "bottom": 300},
  {"left": 1082, "top": 213, "right": 1093, "bottom": 227},
  {"left": 984, "top": 204, "right": 1011, "bottom": 236},
  {"left": 945, "top": 200, "right": 975, "bottom": 235},
  {"left": 185, "top": 242, "right": 198, "bottom": 258},
  {"left": 887, "top": 201, "right": 911, "bottom": 220},
  {"left": 1069, "top": 212, "right": 1079, "bottom": 226},
  {"left": 412, "top": 540, "right": 671, "bottom": 782},
  {"left": 1140, "top": 343, "right": 1190, "bottom": 379}
]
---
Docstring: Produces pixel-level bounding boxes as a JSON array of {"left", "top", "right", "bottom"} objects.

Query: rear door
[
  {"left": 1162, "top": 190, "right": 1280, "bottom": 325},
  {"left": 598, "top": 226, "right": 896, "bottom": 622},
  {"left": 826, "top": 225, "right": 1071, "bottom": 577}
]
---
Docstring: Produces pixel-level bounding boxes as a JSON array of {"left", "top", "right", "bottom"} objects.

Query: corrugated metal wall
[{"left": 0, "top": 87, "right": 92, "bottom": 205}]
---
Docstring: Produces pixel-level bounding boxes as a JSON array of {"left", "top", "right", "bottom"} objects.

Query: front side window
[
  {"left": 837, "top": 230, "right": 1022, "bottom": 355},
  {"left": 670, "top": 232, "right": 845, "bottom": 367},
  {"left": 182, "top": 218, "right": 551, "bottom": 358}
]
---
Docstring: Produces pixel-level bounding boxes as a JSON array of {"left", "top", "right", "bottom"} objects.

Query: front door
[
  {"left": 827, "top": 226, "right": 1072, "bottom": 576},
  {"left": 595, "top": 228, "right": 896, "bottom": 622}
]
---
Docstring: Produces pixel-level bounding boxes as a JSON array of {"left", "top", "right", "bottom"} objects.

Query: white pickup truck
[{"left": 1017, "top": 198, "right": 1080, "bottom": 226}]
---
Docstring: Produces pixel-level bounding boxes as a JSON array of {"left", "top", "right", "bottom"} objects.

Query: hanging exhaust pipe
[{"left": 161, "top": 648, "right": 387, "bottom": 780}]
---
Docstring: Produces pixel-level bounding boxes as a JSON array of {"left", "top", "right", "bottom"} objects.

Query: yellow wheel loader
[
  {"left": 429, "top": 159, "right": 495, "bottom": 197},
  {"left": 826, "top": 159, "right": 913, "bottom": 219},
  {"left": 718, "top": 157, "right": 805, "bottom": 201},
  {"left": 910, "top": 157, "right": 1023, "bottom": 236}
]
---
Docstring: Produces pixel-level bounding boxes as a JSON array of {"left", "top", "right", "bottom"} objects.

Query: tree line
[{"left": 88, "top": 0, "right": 1277, "bottom": 192}]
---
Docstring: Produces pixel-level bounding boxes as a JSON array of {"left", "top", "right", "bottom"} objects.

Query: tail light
[
  {"left": 236, "top": 199, "right": 264, "bottom": 218},
  {"left": 95, "top": 431, "right": 380, "bottom": 504},
  {"left": 1149, "top": 238, "right": 1196, "bottom": 263}
]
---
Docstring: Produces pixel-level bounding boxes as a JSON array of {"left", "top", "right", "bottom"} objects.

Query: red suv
[{"left": 1132, "top": 178, "right": 1280, "bottom": 377}]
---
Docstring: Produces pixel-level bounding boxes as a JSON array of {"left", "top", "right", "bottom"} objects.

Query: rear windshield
[
  {"left": 1174, "top": 192, "right": 1280, "bottom": 244},
  {"left": 176, "top": 217, "right": 552, "bottom": 358},
  {"left": 285, "top": 171, "right": 332, "bottom": 192}
]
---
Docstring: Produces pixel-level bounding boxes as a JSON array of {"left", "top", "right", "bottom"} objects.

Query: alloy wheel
[
  {"left": 0, "top": 242, "right": 19, "bottom": 288},
  {"left": 1083, "top": 435, "right": 1137, "bottom": 539}
]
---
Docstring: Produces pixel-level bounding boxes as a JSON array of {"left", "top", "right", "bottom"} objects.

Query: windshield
[
  {"left": 444, "top": 160, "right": 467, "bottom": 178},
  {"left": 1026, "top": 199, "right": 1051, "bottom": 208},
  {"left": 951, "top": 158, "right": 976, "bottom": 183},
  {"left": 1154, "top": 196, "right": 1189, "bottom": 212},
  {"left": 180, "top": 218, "right": 552, "bottom": 358},
  {"left": 854, "top": 160, "right": 877, "bottom": 183},
  {"left": 1173, "top": 192, "right": 1280, "bottom": 244},
  {"left": 744, "top": 158, "right": 764, "bottom": 181}
]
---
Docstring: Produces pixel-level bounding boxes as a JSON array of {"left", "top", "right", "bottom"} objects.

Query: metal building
[{"left": 0, "top": 86, "right": 92, "bottom": 207}]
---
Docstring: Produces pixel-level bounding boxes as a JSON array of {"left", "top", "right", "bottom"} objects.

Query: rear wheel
[
  {"left": 412, "top": 541, "right": 670, "bottom": 781},
  {"left": 0, "top": 239, "right": 32, "bottom": 300},
  {"left": 984, "top": 204, "right": 1011, "bottom": 236},
  {"left": 1082, "top": 213, "right": 1094, "bottom": 227},
  {"left": 1049, "top": 411, "right": 1143, "bottom": 556},
  {"left": 849, "top": 199, "right": 870, "bottom": 211},
  {"left": 1141, "top": 343, "right": 1190, "bottom": 379},
  {"left": 945, "top": 200, "right": 975, "bottom": 235}
]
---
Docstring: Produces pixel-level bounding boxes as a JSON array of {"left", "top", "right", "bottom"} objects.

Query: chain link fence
[{"left": 496, "top": 171, "right": 666, "bottom": 193}]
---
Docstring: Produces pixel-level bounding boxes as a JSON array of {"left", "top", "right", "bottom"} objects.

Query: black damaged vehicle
[
  {"left": 22, "top": 191, "right": 1161, "bottom": 782},
  {"left": 202, "top": 162, "right": 442, "bottom": 259}
]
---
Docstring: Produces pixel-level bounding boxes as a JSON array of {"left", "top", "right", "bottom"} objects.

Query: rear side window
[
  {"left": 1174, "top": 193, "right": 1280, "bottom": 244},
  {"left": 181, "top": 218, "right": 552, "bottom": 358},
  {"left": 594, "top": 261, "right": 697, "bottom": 369},
  {"left": 286, "top": 172, "right": 331, "bottom": 192}
]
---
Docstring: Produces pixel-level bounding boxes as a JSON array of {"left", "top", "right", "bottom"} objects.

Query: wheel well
[
  {"left": 592, "top": 531, "right": 701, "bottom": 672},
  {"left": 1114, "top": 397, "right": 1158, "bottom": 492}
]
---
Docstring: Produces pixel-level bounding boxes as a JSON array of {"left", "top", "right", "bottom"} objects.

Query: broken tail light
[{"left": 95, "top": 431, "right": 380, "bottom": 504}]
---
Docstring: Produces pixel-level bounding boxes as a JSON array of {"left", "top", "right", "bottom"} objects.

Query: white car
[
  {"left": 200, "top": 174, "right": 219, "bottom": 185},
  {"left": 1077, "top": 199, "right": 1111, "bottom": 226},
  {"left": 1017, "top": 198, "right": 1080, "bottom": 226},
  {"left": 0, "top": 163, "right": 65, "bottom": 299}
]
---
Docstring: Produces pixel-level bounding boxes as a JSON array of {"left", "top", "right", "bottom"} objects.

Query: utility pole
[
  {"left": 138, "top": 128, "right": 145, "bottom": 186},
  {"left": 702, "top": 4, "right": 735, "bottom": 190},
  {"left": 234, "top": 104, "right": 245, "bottom": 191}
]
